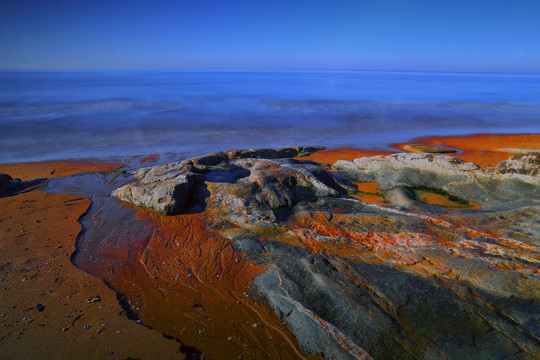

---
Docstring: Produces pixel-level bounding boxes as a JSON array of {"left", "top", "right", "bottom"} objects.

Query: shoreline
[
  {"left": 1, "top": 132, "right": 539, "bottom": 359},
  {"left": 2, "top": 131, "right": 538, "bottom": 169}
]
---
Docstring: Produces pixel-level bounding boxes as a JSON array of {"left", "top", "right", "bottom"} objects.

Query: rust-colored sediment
[
  {"left": 0, "top": 160, "right": 124, "bottom": 181},
  {"left": 413, "top": 189, "right": 480, "bottom": 209},
  {"left": 0, "top": 190, "right": 182, "bottom": 359},
  {"left": 393, "top": 133, "right": 540, "bottom": 167},
  {"left": 140, "top": 154, "right": 160, "bottom": 164},
  {"left": 104, "top": 202, "right": 321, "bottom": 360},
  {"left": 349, "top": 181, "right": 387, "bottom": 205}
]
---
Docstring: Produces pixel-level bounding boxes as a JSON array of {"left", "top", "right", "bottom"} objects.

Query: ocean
[{"left": 1, "top": 70, "right": 539, "bottom": 163}]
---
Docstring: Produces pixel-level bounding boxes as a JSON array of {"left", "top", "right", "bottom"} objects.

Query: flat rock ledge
[{"left": 334, "top": 152, "right": 539, "bottom": 210}]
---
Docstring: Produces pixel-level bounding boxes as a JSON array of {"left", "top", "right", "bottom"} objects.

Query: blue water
[{"left": 1, "top": 70, "right": 539, "bottom": 163}]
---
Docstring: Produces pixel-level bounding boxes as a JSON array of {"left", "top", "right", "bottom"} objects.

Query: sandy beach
[{"left": 1, "top": 133, "right": 539, "bottom": 359}]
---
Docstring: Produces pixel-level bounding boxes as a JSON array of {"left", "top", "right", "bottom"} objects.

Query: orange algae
[
  {"left": 107, "top": 202, "right": 320, "bottom": 360},
  {"left": 394, "top": 133, "right": 540, "bottom": 168},
  {"left": 416, "top": 191, "right": 467, "bottom": 208},
  {"left": 410, "top": 188, "right": 480, "bottom": 209},
  {"left": 348, "top": 181, "right": 387, "bottom": 205},
  {"left": 0, "top": 160, "right": 124, "bottom": 181},
  {"left": 281, "top": 209, "right": 540, "bottom": 291}
]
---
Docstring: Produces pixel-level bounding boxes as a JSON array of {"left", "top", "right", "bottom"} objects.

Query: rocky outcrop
[
  {"left": 111, "top": 148, "right": 540, "bottom": 360},
  {"left": 112, "top": 173, "right": 201, "bottom": 215},
  {"left": 113, "top": 146, "right": 333, "bottom": 215},
  {"left": 495, "top": 152, "right": 540, "bottom": 176},
  {"left": 334, "top": 153, "right": 539, "bottom": 209},
  {"left": 0, "top": 173, "right": 46, "bottom": 197}
]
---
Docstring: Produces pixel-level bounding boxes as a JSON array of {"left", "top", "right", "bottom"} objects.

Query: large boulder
[{"left": 112, "top": 174, "right": 199, "bottom": 215}]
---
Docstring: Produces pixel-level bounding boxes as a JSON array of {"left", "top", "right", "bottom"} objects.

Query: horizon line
[{"left": 1, "top": 67, "right": 539, "bottom": 76}]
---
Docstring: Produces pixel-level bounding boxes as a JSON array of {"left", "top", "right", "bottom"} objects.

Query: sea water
[{"left": 1, "top": 70, "right": 539, "bottom": 163}]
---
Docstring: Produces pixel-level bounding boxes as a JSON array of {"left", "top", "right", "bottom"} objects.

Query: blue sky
[{"left": 1, "top": 0, "right": 539, "bottom": 72}]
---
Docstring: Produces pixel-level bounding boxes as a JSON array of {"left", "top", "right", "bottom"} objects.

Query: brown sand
[
  {"left": 0, "top": 191, "right": 182, "bottom": 359},
  {"left": 0, "top": 160, "right": 124, "bottom": 181}
]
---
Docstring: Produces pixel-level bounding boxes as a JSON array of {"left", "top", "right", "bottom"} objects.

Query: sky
[{"left": 0, "top": 0, "right": 539, "bottom": 72}]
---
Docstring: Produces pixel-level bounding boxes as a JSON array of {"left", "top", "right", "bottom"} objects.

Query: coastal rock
[
  {"left": 225, "top": 146, "right": 326, "bottom": 160},
  {"left": 334, "top": 153, "right": 480, "bottom": 180},
  {"left": 113, "top": 146, "right": 332, "bottom": 215},
  {"left": 112, "top": 174, "right": 200, "bottom": 215},
  {"left": 0, "top": 173, "right": 46, "bottom": 197},
  {"left": 333, "top": 153, "right": 539, "bottom": 209},
  {"left": 110, "top": 147, "right": 540, "bottom": 359},
  {"left": 495, "top": 152, "right": 540, "bottom": 176}
]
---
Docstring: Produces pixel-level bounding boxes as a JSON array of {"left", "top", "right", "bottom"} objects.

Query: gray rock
[
  {"left": 113, "top": 174, "right": 198, "bottom": 215},
  {"left": 333, "top": 153, "right": 539, "bottom": 209},
  {"left": 495, "top": 152, "right": 540, "bottom": 176},
  {"left": 0, "top": 173, "right": 13, "bottom": 185},
  {"left": 113, "top": 149, "right": 342, "bottom": 215},
  {"left": 107, "top": 147, "right": 540, "bottom": 359}
]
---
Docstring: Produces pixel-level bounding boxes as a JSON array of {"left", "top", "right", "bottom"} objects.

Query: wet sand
[
  {"left": 105, "top": 204, "right": 321, "bottom": 359},
  {"left": 0, "top": 133, "right": 538, "bottom": 359},
  {"left": 0, "top": 191, "right": 182, "bottom": 359},
  {"left": 0, "top": 160, "right": 124, "bottom": 181}
]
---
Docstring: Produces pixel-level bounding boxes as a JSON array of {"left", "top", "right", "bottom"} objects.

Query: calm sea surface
[{"left": 1, "top": 70, "right": 539, "bottom": 163}]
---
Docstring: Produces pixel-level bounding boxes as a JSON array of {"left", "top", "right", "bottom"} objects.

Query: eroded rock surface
[{"left": 112, "top": 148, "right": 540, "bottom": 360}]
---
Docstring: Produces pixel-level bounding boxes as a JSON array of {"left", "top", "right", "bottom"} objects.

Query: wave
[
  {"left": 263, "top": 99, "right": 540, "bottom": 110},
  {"left": 0, "top": 99, "right": 184, "bottom": 117}
]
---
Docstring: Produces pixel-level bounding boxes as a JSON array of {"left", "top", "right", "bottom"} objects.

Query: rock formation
[
  {"left": 0, "top": 173, "right": 46, "bottom": 197},
  {"left": 112, "top": 148, "right": 540, "bottom": 360}
]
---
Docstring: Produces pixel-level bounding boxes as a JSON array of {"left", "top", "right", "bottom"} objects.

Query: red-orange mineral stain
[{"left": 102, "top": 203, "right": 321, "bottom": 360}]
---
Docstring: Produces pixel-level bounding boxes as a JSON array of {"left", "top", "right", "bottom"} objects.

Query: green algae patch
[
  {"left": 348, "top": 188, "right": 386, "bottom": 199},
  {"left": 100, "top": 169, "right": 128, "bottom": 175}
]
